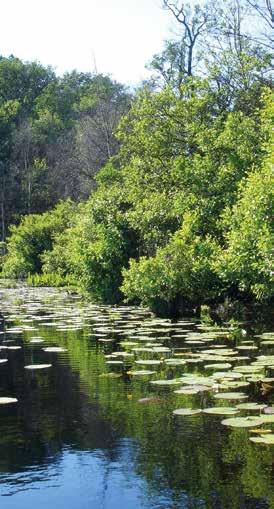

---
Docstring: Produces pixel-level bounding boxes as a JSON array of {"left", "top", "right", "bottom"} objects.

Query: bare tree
[
  {"left": 246, "top": 0, "right": 273, "bottom": 27},
  {"left": 162, "top": 1, "right": 217, "bottom": 77}
]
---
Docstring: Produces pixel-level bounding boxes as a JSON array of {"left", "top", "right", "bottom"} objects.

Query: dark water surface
[{"left": 0, "top": 285, "right": 273, "bottom": 509}]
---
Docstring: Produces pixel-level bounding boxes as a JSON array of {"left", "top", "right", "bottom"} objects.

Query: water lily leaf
[
  {"left": 264, "top": 407, "right": 274, "bottom": 414},
  {"left": 203, "top": 407, "right": 240, "bottom": 415},
  {"left": 105, "top": 360, "right": 124, "bottom": 365},
  {"left": 150, "top": 379, "right": 181, "bottom": 386},
  {"left": 99, "top": 372, "right": 122, "bottom": 378},
  {"left": 173, "top": 408, "right": 202, "bottom": 416},
  {"left": 135, "top": 359, "right": 162, "bottom": 366},
  {"left": 130, "top": 370, "right": 156, "bottom": 376},
  {"left": 205, "top": 363, "right": 232, "bottom": 370},
  {"left": 43, "top": 347, "right": 67, "bottom": 353},
  {"left": 221, "top": 416, "right": 264, "bottom": 427},
  {"left": 236, "top": 403, "right": 267, "bottom": 411},
  {"left": 174, "top": 388, "right": 200, "bottom": 395},
  {"left": 165, "top": 359, "right": 186, "bottom": 366},
  {"left": 258, "top": 434, "right": 274, "bottom": 444},
  {"left": 249, "top": 437, "right": 266, "bottom": 443},
  {"left": 249, "top": 428, "right": 272, "bottom": 434},
  {"left": 214, "top": 392, "right": 248, "bottom": 400},
  {"left": 260, "top": 415, "right": 274, "bottom": 423},
  {"left": 0, "top": 397, "right": 18, "bottom": 404},
  {"left": 219, "top": 381, "right": 250, "bottom": 390},
  {"left": 233, "top": 366, "right": 264, "bottom": 373},
  {"left": 25, "top": 364, "right": 52, "bottom": 370}
]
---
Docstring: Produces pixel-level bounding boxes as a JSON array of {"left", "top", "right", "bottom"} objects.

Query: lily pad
[
  {"left": 0, "top": 397, "right": 18, "bottom": 404},
  {"left": 203, "top": 407, "right": 240, "bottom": 415},
  {"left": 150, "top": 379, "right": 181, "bottom": 386},
  {"left": 24, "top": 364, "right": 52, "bottom": 370},
  {"left": 105, "top": 361, "right": 124, "bottom": 365},
  {"left": 219, "top": 381, "right": 250, "bottom": 390},
  {"left": 135, "top": 359, "right": 162, "bottom": 366},
  {"left": 130, "top": 370, "right": 156, "bottom": 376},
  {"left": 214, "top": 392, "right": 248, "bottom": 400},
  {"left": 250, "top": 434, "right": 274, "bottom": 445},
  {"left": 260, "top": 414, "right": 274, "bottom": 423},
  {"left": 174, "top": 388, "right": 200, "bottom": 395},
  {"left": 236, "top": 403, "right": 267, "bottom": 411},
  {"left": 264, "top": 407, "right": 274, "bottom": 414},
  {"left": 43, "top": 347, "right": 67, "bottom": 353},
  {"left": 173, "top": 408, "right": 202, "bottom": 416},
  {"left": 221, "top": 416, "right": 264, "bottom": 427},
  {"left": 204, "top": 363, "right": 232, "bottom": 370}
]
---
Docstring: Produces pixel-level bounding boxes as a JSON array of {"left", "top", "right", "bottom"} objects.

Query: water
[{"left": 0, "top": 285, "right": 273, "bottom": 509}]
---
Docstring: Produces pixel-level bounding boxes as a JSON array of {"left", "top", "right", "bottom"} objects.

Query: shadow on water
[{"left": 0, "top": 284, "right": 273, "bottom": 509}]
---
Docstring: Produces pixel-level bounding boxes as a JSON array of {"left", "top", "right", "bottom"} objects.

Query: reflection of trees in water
[
  {"left": 55, "top": 332, "right": 274, "bottom": 509},
  {"left": 0, "top": 294, "right": 273, "bottom": 507}
]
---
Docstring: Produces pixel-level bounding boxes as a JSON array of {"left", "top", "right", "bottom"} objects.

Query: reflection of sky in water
[
  {"left": 0, "top": 286, "right": 273, "bottom": 509},
  {"left": 0, "top": 441, "right": 200, "bottom": 509}
]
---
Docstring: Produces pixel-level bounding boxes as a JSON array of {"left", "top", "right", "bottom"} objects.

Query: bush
[
  {"left": 121, "top": 213, "right": 222, "bottom": 314},
  {"left": 2, "top": 200, "right": 76, "bottom": 278}
]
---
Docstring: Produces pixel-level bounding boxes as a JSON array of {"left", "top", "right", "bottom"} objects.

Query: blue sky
[{"left": 1, "top": 0, "right": 172, "bottom": 85}]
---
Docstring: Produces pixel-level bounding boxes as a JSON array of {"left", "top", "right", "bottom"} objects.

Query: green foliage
[
  {"left": 215, "top": 93, "right": 274, "bottom": 301},
  {"left": 122, "top": 213, "right": 222, "bottom": 313},
  {"left": 2, "top": 200, "right": 77, "bottom": 278},
  {"left": 27, "top": 272, "right": 75, "bottom": 288},
  {"left": 216, "top": 157, "right": 274, "bottom": 301},
  {"left": 63, "top": 184, "right": 137, "bottom": 304},
  {"left": 1, "top": 47, "right": 272, "bottom": 314}
]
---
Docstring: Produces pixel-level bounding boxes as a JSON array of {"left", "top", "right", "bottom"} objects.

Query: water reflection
[{"left": 0, "top": 285, "right": 273, "bottom": 509}]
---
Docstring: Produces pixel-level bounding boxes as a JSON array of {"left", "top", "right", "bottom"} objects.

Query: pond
[{"left": 0, "top": 284, "right": 273, "bottom": 509}]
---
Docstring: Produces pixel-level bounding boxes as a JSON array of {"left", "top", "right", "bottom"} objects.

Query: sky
[{"left": 0, "top": 0, "right": 173, "bottom": 85}]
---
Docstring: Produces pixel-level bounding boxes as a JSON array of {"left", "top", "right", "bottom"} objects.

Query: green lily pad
[
  {"left": 249, "top": 437, "right": 266, "bottom": 444},
  {"left": 259, "top": 434, "right": 274, "bottom": 444},
  {"left": 174, "top": 388, "right": 200, "bottom": 395},
  {"left": 261, "top": 415, "right": 274, "bottom": 423},
  {"left": 150, "top": 379, "right": 181, "bottom": 386},
  {"left": 219, "top": 381, "right": 250, "bottom": 389},
  {"left": 165, "top": 359, "right": 186, "bottom": 366},
  {"left": 205, "top": 363, "right": 232, "bottom": 370},
  {"left": 135, "top": 359, "right": 162, "bottom": 366},
  {"left": 203, "top": 407, "right": 240, "bottom": 415},
  {"left": 250, "top": 434, "right": 274, "bottom": 444},
  {"left": 173, "top": 408, "right": 202, "bottom": 416},
  {"left": 213, "top": 372, "right": 243, "bottom": 380},
  {"left": 214, "top": 392, "right": 248, "bottom": 400},
  {"left": 233, "top": 366, "right": 264, "bottom": 373},
  {"left": 236, "top": 403, "right": 267, "bottom": 411},
  {"left": 221, "top": 416, "right": 264, "bottom": 427}
]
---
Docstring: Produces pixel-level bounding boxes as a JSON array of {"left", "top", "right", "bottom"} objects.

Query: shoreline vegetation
[{"left": 0, "top": 1, "right": 273, "bottom": 318}]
